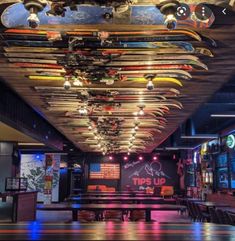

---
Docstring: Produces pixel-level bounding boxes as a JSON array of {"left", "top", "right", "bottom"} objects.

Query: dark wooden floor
[{"left": 0, "top": 222, "right": 235, "bottom": 241}]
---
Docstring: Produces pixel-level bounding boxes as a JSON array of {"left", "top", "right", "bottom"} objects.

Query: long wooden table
[
  {"left": 196, "top": 202, "right": 230, "bottom": 208},
  {"left": 74, "top": 193, "right": 155, "bottom": 197},
  {"left": 37, "top": 203, "right": 186, "bottom": 222},
  {"left": 0, "top": 222, "right": 235, "bottom": 240},
  {"left": 218, "top": 207, "right": 235, "bottom": 214},
  {"left": 67, "top": 196, "right": 167, "bottom": 204}
]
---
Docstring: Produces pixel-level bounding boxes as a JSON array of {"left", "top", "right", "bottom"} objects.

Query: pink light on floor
[
  {"left": 123, "top": 156, "right": 128, "bottom": 161},
  {"left": 139, "top": 156, "right": 143, "bottom": 161},
  {"left": 153, "top": 156, "right": 158, "bottom": 160}
]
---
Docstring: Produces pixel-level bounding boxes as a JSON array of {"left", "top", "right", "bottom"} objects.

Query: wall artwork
[
  {"left": 121, "top": 157, "right": 179, "bottom": 191},
  {"left": 20, "top": 154, "right": 60, "bottom": 202}
]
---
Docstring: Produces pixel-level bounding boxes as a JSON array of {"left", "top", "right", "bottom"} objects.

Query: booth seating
[
  {"left": 87, "top": 185, "right": 116, "bottom": 192},
  {"left": 103, "top": 210, "right": 124, "bottom": 221},
  {"left": 77, "top": 210, "right": 96, "bottom": 222},
  {"left": 129, "top": 210, "right": 146, "bottom": 221},
  {"left": 160, "top": 186, "right": 174, "bottom": 198}
]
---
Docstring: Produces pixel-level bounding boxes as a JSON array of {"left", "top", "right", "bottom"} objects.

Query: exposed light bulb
[
  {"left": 79, "top": 107, "right": 88, "bottom": 115},
  {"left": 138, "top": 109, "right": 144, "bottom": 116},
  {"left": 146, "top": 80, "right": 154, "bottom": 91},
  {"left": 63, "top": 80, "right": 71, "bottom": 90},
  {"left": 27, "top": 12, "right": 40, "bottom": 29}
]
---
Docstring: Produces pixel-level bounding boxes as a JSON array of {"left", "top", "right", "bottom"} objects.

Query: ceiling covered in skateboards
[{"left": 0, "top": 1, "right": 235, "bottom": 153}]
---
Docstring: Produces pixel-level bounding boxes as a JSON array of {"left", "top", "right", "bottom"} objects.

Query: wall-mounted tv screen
[
  {"left": 216, "top": 153, "right": 228, "bottom": 168},
  {"left": 89, "top": 163, "right": 120, "bottom": 179}
]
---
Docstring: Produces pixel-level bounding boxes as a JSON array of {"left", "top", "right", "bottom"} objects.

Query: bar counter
[{"left": 0, "top": 191, "right": 37, "bottom": 222}]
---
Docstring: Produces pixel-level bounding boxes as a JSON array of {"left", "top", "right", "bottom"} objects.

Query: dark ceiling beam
[{"left": 0, "top": 80, "right": 75, "bottom": 151}]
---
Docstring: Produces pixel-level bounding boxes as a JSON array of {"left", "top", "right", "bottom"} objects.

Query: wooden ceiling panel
[{"left": 0, "top": 2, "right": 235, "bottom": 153}]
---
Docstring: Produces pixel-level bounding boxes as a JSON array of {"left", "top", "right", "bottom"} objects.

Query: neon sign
[{"left": 226, "top": 134, "right": 235, "bottom": 149}]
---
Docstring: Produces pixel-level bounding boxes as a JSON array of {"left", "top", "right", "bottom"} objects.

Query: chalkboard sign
[{"left": 121, "top": 157, "right": 178, "bottom": 191}]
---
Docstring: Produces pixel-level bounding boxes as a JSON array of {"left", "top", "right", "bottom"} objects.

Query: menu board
[{"left": 90, "top": 163, "right": 120, "bottom": 179}]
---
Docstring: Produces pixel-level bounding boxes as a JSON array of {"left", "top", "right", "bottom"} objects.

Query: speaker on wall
[{"left": 12, "top": 144, "right": 21, "bottom": 166}]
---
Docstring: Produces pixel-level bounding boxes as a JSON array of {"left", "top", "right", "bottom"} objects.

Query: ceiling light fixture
[
  {"left": 211, "top": 114, "right": 235, "bottom": 118},
  {"left": 139, "top": 156, "right": 143, "bottom": 161},
  {"left": 23, "top": 0, "right": 47, "bottom": 28},
  {"left": 181, "top": 134, "right": 219, "bottom": 139},
  {"left": 145, "top": 74, "right": 155, "bottom": 91},
  {"left": 138, "top": 107, "right": 145, "bottom": 116},
  {"left": 63, "top": 78, "right": 71, "bottom": 90}
]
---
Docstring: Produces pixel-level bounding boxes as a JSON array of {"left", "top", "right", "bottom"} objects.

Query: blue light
[
  {"left": 27, "top": 222, "right": 42, "bottom": 240},
  {"left": 35, "top": 154, "right": 43, "bottom": 161}
]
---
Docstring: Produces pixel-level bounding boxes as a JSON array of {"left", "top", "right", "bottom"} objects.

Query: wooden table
[
  {"left": 68, "top": 196, "right": 165, "bottom": 204},
  {"left": 196, "top": 202, "right": 230, "bottom": 208},
  {"left": 218, "top": 207, "right": 235, "bottom": 214},
  {"left": 75, "top": 193, "right": 154, "bottom": 197},
  {"left": 37, "top": 203, "right": 186, "bottom": 222},
  {"left": 0, "top": 222, "right": 235, "bottom": 241}
]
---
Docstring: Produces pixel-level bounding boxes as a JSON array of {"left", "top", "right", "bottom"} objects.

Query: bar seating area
[{"left": 1, "top": 0, "right": 235, "bottom": 240}]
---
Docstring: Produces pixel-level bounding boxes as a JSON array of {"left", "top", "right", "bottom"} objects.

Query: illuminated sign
[{"left": 226, "top": 134, "right": 235, "bottom": 149}]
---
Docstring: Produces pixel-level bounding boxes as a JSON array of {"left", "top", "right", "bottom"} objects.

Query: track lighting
[
  {"left": 159, "top": 0, "right": 179, "bottom": 30},
  {"left": 88, "top": 125, "right": 92, "bottom": 130},
  {"left": 63, "top": 79, "right": 71, "bottom": 90},
  {"left": 146, "top": 79, "right": 154, "bottom": 91},
  {"left": 138, "top": 108, "right": 144, "bottom": 116},
  {"left": 78, "top": 106, "right": 88, "bottom": 115},
  {"left": 23, "top": 0, "right": 47, "bottom": 28},
  {"left": 145, "top": 74, "right": 155, "bottom": 91}
]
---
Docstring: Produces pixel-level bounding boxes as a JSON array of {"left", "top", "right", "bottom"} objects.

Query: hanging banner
[{"left": 44, "top": 154, "right": 53, "bottom": 204}]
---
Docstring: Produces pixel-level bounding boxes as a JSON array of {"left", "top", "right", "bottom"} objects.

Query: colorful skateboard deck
[
  {"left": 3, "top": 29, "right": 203, "bottom": 42},
  {"left": 28, "top": 75, "right": 183, "bottom": 87},
  {"left": 1, "top": 3, "right": 215, "bottom": 29}
]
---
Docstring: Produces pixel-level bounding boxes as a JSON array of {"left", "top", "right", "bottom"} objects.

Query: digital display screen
[
  {"left": 90, "top": 163, "right": 120, "bottom": 179},
  {"left": 216, "top": 153, "right": 227, "bottom": 168}
]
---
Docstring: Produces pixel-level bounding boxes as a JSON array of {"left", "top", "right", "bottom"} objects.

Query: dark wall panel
[
  {"left": 121, "top": 155, "right": 179, "bottom": 191},
  {"left": 82, "top": 153, "right": 179, "bottom": 192},
  {"left": 0, "top": 142, "right": 13, "bottom": 192}
]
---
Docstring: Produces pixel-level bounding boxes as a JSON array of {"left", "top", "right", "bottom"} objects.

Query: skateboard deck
[
  {"left": 3, "top": 29, "right": 203, "bottom": 42},
  {"left": 1, "top": 3, "right": 215, "bottom": 29},
  {"left": 28, "top": 75, "right": 183, "bottom": 87}
]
